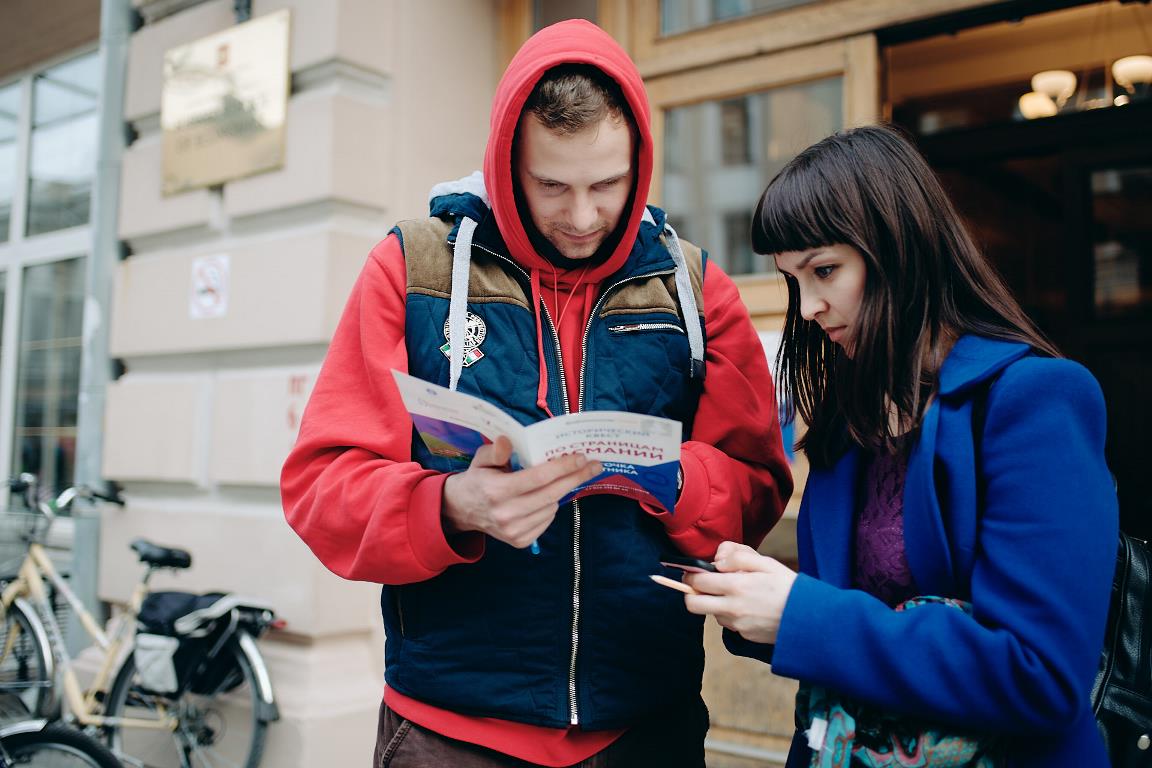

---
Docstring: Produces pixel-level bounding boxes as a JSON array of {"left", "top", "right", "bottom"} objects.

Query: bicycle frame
[{"left": 0, "top": 541, "right": 176, "bottom": 732}]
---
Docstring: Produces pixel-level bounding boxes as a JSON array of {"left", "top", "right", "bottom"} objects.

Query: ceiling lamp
[
  {"left": 1031, "top": 70, "right": 1078, "bottom": 105},
  {"left": 1019, "top": 70, "right": 1076, "bottom": 120},
  {"left": 1018, "top": 91, "right": 1058, "bottom": 119},
  {"left": 1112, "top": 55, "right": 1152, "bottom": 97}
]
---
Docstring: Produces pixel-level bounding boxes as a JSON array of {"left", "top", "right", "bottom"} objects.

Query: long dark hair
[{"left": 752, "top": 124, "right": 1059, "bottom": 467}]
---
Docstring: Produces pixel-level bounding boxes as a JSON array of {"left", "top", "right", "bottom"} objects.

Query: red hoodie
[{"left": 281, "top": 19, "right": 792, "bottom": 765}]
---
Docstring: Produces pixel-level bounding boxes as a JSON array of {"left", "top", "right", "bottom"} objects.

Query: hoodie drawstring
[
  {"left": 529, "top": 268, "right": 555, "bottom": 418},
  {"left": 447, "top": 217, "right": 478, "bottom": 391}
]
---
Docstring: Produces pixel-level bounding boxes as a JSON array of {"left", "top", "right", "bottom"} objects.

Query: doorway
[{"left": 884, "top": 1, "right": 1152, "bottom": 538}]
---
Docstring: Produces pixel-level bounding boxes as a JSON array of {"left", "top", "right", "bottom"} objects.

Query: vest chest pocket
[{"left": 607, "top": 322, "right": 685, "bottom": 335}]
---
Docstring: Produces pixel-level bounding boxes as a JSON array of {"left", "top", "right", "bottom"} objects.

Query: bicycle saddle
[{"left": 130, "top": 538, "right": 192, "bottom": 569}]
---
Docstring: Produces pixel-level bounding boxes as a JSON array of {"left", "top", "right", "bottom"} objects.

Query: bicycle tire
[
  {"left": 0, "top": 600, "right": 53, "bottom": 718},
  {"left": 1, "top": 722, "right": 122, "bottom": 768},
  {"left": 103, "top": 639, "right": 268, "bottom": 768}
]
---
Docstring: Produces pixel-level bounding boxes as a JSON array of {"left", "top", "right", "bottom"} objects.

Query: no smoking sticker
[{"left": 190, "top": 254, "right": 230, "bottom": 319}]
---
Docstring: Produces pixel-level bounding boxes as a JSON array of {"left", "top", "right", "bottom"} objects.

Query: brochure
[{"left": 392, "top": 370, "right": 682, "bottom": 514}]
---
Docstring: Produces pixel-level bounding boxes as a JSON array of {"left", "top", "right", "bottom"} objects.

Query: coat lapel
[
  {"left": 804, "top": 448, "right": 860, "bottom": 587},
  {"left": 902, "top": 400, "right": 956, "bottom": 596},
  {"left": 802, "top": 336, "right": 1034, "bottom": 594}
]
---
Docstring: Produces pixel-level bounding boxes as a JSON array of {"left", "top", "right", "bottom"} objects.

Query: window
[
  {"left": 722, "top": 210, "right": 755, "bottom": 274},
  {"left": 1093, "top": 166, "right": 1152, "bottom": 319},
  {"left": 0, "top": 83, "right": 18, "bottom": 242},
  {"left": 26, "top": 53, "right": 99, "bottom": 236},
  {"left": 719, "top": 98, "right": 750, "bottom": 166},
  {"left": 0, "top": 50, "right": 97, "bottom": 500},
  {"left": 13, "top": 258, "right": 84, "bottom": 495},
  {"left": 661, "top": 76, "right": 842, "bottom": 275},
  {"left": 660, "top": 0, "right": 818, "bottom": 35}
]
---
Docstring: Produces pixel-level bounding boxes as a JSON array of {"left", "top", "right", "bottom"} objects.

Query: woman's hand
[{"left": 682, "top": 540, "right": 798, "bottom": 644}]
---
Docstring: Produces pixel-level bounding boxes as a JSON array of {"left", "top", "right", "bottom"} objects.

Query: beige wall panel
[
  {"left": 119, "top": 134, "right": 213, "bottom": 240},
  {"left": 387, "top": 0, "right": 499, "bottom": 222},
  {"left": 736, "top": 276, "right": 789, "bottom": 321},
  {"left": 109, "top": 231, "right": 374, "bottom": 356},
  {"left": 260, "top": 0, "right": 338, "bottom": 74},
  {"left": 325, "top": 231, "right": 375, "bottom": 329},
  {"left": 333, "top": 0, "right": 393, "bottom": 75},
  {"left": 703, "top": 621, "right": 797, "bottom": 747},
  {"left": 124, "top": 0, "right": 234, "bottom": 122},
  {"left": 98, "top": 504, "right": 383, "bottom": 637},
  {"left": 209, "top": 370, "right": 318, "bottom": 486},
  {"left": 256, "top": 638, "right": 380, "bottom": 765},
  {"left": 260, "top": 0, "right": 392, "bottom": 75},
  {"left": 102, "top": 378, "right": 204, "bottom": 482},
  {"left": 224, "top": 92, "right": 390, "bottom": 218}
]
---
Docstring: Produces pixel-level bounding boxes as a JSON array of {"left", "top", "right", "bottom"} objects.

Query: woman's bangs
[{"left": 752, "top": 168, "right": 846, "bottom": 256}]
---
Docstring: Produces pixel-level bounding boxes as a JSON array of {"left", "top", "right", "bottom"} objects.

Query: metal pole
[{"left": 70, "top": 0, "right": 131, "bottom": 654}]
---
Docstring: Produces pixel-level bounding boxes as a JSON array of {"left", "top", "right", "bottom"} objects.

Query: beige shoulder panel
[
  {"left": 599, "top": 237, "right": 707, "bottom": 320},
  {"left": 395, "top": 218, "right": 529, "bottom": 308},
  {"left": 395, "top": 219, "right": 454, "bottom": 297}
]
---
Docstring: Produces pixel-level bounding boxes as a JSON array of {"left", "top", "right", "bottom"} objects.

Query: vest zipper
[
  {"left": 574, "top": 268, "right": 675, "bottom": 725},
  {"left": 533, "top": 283, "right": 583, "bottom": 726},
  {"left": 473, "top": 243, "right": 583, "bottom": 723},
  {"left": 473, "top": 241, "right": 676, "bottom": 727},
  {"left": 608, "top": 322, "right": 685, "bottom": 334},
  {"left": 581, "top": 271, "right": 678, "bottom": 410}
]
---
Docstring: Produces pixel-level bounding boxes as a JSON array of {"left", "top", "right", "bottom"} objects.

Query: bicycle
[
  {"left": 0, "top": 716, "right": 121, "bottom": 768},
  {"left": 0, "top": 473, "right": 282, "bottom": 768}
]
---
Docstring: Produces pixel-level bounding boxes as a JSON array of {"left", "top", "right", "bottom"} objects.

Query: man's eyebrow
[{"left": 594, "top": 171, "right": 630, "bottom": 185}]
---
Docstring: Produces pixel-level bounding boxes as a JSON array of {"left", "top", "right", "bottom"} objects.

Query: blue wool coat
[{"left": 732, "top": 335, "right": 1118, "bottom": 767}]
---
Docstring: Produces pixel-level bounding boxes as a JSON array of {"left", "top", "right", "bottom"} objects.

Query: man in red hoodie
[{"left": 281, "top": 19, "right": 792, "bottom": 768}]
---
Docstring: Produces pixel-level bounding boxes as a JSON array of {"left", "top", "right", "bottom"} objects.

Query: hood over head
[{"left": 483, "top": 19, "right": 653, "bottom": 283}]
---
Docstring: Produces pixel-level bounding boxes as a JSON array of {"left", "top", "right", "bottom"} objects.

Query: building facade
[{"left": 1, "top": 0, "right": 1147, "bottom": 765}]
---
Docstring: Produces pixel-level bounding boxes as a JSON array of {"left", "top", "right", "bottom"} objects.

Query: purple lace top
[{"left": 853, "top": 448, "right": 918, "bottom": 607}]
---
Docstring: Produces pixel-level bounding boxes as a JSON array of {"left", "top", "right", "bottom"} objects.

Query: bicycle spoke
[{"left": 113, "top": 752, "right": 148, "bottom": 768}]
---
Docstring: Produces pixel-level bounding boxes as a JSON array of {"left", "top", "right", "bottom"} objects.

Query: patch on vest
[{"left": 440, "top": 312, "right": 487, "bottom": 367}]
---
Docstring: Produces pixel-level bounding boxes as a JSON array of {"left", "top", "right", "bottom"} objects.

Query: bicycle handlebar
[{"left": 7, "top": 474, "right": 126, "bottom": 516}]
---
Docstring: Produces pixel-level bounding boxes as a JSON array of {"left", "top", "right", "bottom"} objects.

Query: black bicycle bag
[{"left": 135, "top": 591, "right": 246, "bottom": 697}]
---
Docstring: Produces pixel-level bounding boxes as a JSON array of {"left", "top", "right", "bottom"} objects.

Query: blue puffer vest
[{"left": 379, "top": 192, "right": 709, "bottom": 729}]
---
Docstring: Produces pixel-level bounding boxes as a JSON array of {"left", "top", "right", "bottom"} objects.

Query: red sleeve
[
  {"left": 645, "top": 263, "right": 793, "bottom": 558},
  {"left": 280, "top": 235, "right": 484, "bottom": 585}
]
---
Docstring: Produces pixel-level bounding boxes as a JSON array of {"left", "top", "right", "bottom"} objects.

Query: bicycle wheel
[
  {"left": 1, "top": 722, "right": 122, "bottom": 768},
  {"left": 0, "top": 601, "right": 53, "bottom": 718},
  {"left": 103, "top": 640, "right": 268, "bottom": 768}
]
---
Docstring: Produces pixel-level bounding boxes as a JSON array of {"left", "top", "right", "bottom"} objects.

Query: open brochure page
[
  {"left": 392, "top": 370, "right": 682, "bottom": 514},
  {"left": 525, "top": 412, "right": 680, "bottom": 514},
  {"left": 392, "top": 370, "right": 531, "bottom": 469}
]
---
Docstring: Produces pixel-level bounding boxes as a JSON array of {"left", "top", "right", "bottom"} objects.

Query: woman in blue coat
[{"left": 677, "top": 125, "right": 1117, "bottom": 767}]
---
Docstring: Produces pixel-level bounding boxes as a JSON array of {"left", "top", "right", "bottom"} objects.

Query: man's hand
[
  {"left": 682, "top": 540, "right": 797, "bottom": 644},
  {"left": 442, "top": 436, "right": 603, "bottom": 549}
]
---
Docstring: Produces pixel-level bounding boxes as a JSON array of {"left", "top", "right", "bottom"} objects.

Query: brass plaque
[{"left": 161, "top": 9, "right": 291, "bottom": 195}]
